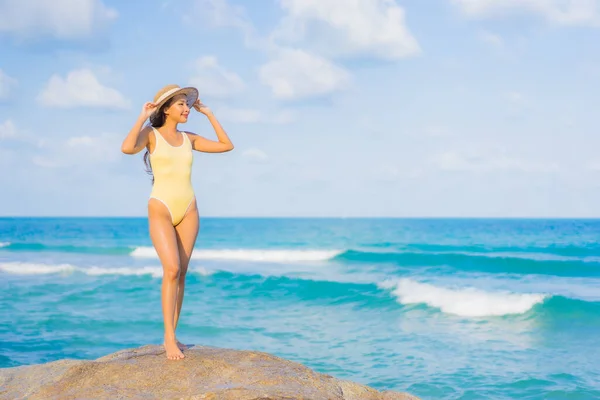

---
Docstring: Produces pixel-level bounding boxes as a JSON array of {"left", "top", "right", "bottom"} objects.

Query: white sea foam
[
  {"left": 130, "top": 247, "right": 342, "bottom": 262},
  {"left": 0, "top": 262, "right": 213, "bottom": 277},
  {"left": 85, "top": 266, "right": 164, "bottom": 278},
  {"left": 0, "top": 262, "right": 77, "bottom": 275},
  {"left": 0, "top": 242, "right": 10, "bottom": 248},
  {"left": 379, "top": 278, "right": 547, "bottom": 317}
]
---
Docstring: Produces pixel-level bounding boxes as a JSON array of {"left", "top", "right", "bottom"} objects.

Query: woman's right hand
[{"left": 140, "top": 102, "right": 157, "bottom": 120}]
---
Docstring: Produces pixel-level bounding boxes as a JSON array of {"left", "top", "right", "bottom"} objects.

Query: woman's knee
[{"left": 163, "top": 263, "right": 181, "bottom": 280}]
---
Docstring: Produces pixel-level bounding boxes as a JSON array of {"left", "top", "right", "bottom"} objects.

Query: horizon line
[{"left": 2, "top": 215, "right": 600, "bottom": 220}]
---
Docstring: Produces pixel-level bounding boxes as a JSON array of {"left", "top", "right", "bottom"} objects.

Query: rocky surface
[{"left": 0, "top": 344, "right": 419, "bottom": 400}]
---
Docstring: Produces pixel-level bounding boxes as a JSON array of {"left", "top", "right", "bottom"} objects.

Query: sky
[{"left": 0, "top": 0, "right": 599, "bottom": 218}]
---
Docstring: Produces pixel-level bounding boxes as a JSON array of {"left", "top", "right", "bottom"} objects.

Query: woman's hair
[{"left": 143, "top": 96, "right": 177, "bottom": 183}]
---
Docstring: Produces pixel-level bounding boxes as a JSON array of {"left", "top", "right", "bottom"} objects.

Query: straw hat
[{"left": 151, "top": 84, "right": 199, "bottom": 114}]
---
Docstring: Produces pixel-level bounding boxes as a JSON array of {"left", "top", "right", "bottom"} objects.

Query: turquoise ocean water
[{"left": 1, "top": 217, "right": 599, "bottom": 399}]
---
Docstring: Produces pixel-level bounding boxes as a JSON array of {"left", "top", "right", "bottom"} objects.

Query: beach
[{"left": 1, "top": 217, "right": 600, "bottom": 399}]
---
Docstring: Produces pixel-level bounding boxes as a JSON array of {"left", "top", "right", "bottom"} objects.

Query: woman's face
[{"left": 164, "top": 94, "right": 190, "bottom": 123}]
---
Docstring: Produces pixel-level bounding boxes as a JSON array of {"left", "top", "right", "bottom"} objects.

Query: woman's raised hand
[
  {"left": 140, "top": 102, "right": 157, "bottom": 120},
  {"left": 192, "top": 99, "right": 213, "bottom": 116}
]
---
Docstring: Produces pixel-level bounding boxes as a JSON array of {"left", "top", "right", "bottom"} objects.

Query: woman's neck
[{"left": 160, "top": 119, "right": 178, "bottom": 134}]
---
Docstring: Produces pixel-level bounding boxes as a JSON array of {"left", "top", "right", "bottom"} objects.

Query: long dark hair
[{"left": 143, "top": 97, "right": 177, "bottom": 184}]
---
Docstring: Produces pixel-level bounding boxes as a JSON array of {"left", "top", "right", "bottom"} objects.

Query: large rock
[{"left": 0, "top": 345, "right": 419, "bottom": 400}]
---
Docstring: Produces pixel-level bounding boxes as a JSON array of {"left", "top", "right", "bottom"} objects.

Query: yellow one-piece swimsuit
[{"left": 149, "top": 127, "right": 195, "bottom": 226}]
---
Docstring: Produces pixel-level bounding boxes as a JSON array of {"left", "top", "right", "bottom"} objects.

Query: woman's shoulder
[{"left": 181, "top": 130, "right": 200, "bottom": 141}]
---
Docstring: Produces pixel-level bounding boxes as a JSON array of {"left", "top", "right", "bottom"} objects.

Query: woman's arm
[
  {"left": 121, "top": 102, "right": 156, "bottom": 154},
  {"left": 189, "top": 101, "right": 234, "bottom": 153}
]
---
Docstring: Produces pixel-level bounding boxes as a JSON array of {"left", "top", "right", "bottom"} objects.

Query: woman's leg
[
  {"left": 148, "top": 199, "right": 184, "bottom": 360},
  {"left": 173, "top": 201, "right": 199, "bottom": 347}
]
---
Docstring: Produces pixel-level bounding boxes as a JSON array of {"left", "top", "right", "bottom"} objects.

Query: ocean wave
[
  {"left": 0, "top": 262, "right": 77, "bottom": 275},
  {"left": 0, "top": 242, "right": 133, "bottom": 255},
  {"left": 378, "top": 278, "right": 548, "bottom": 317},
  {"left": 1, "top": 242, "right": 342, "bottom": 262},
  {"left": 0, "top": 262, "right": 213, "bottom": 278},
  {"left": 130, "top": 247, "right": 342, "bottom": 262},
  {"left": 2, "top": 261, "right": 598, "bottom": 320},
  {"left": 4, "top": 242, "right": 599, "bottom": 278},
  {"left": 335, "top": 250, "right": 600, "bottom": 277},
  {"left": 399, "top": 243, "right": 600, "bottom": 258}
]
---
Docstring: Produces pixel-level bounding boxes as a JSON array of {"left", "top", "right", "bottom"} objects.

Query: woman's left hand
[{"left": 193, "top": 99, "right": 213, "bottom": 116}]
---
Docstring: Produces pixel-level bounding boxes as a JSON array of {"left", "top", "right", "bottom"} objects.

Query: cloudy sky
[{"left": 1, "top": 0, "right": 599, "bottom": 217}]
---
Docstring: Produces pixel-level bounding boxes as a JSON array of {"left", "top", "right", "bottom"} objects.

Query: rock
[{"left": 0, "top": 344, "right": 420, "bottom": 400}]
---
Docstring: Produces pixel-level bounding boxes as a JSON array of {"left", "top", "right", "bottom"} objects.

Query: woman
[{"left": 121, "top": 84, "right": 234, "bottom": 360}]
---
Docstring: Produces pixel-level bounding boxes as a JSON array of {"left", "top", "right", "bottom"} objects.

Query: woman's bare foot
[{"left": 164, "top": 337, "right": 185, "bottom": 360}]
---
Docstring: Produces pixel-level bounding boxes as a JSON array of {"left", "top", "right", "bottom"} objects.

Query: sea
[{"left": 1, "top": 217, "right": 599, "bottom": 399}]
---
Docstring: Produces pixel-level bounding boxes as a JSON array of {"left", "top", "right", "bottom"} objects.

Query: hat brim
[{"left": 152, "top": 87, "right": 199, "bottom": 114}]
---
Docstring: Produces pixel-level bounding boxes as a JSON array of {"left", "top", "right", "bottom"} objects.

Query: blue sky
[{"left": 1, "top": 0, "right": 599, "bottom": 217}]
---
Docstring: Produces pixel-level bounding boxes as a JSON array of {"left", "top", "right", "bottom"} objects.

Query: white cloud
[
  {"left": 372, "top": 164, "right": 423, "bottom": 181},
  {"left": 221, "top": 108, "right": 262, "bottom": 123},
  {"left": 433, "top": 151, "right": 479, "bottom": 171},
  {"left": 187, "top": 0, "right": 418, "bottom": 103},
  {"left": 373, "top": 165, "right": 401, "bottom": 181},
  {"left": 34, "top": 132, "right": 121, "bottom": 168},
  {"left": 189, "top": 56, "right": 245, "bottom": 98},
  {"left": 217, "top": 107, "right": 295, "bottom": 124},
  {"left": 506, "top": 91, "right": 527, "bottom": 104},
  {"left": 273, "top": 0, "right": 420, "bottom": 59},
  {"left": 188, "top": 0, "right": 251, "bottom": 32},
  {"left": 242, "top": 148, "right": 268, "bottom": 162},
  {"left": 37, "top": 69, "right": 130, "bottom": 109},
  {"left": 0, "top": 69, "right": 17, "bottom": 100},
  {"left": 587, "top": 160, "right": 600, "bottom": 171},
  {"left": 260, "top": 48, "right": 350, "bottom": 100},
  {"left": 451, "top": 0, "right": 600, "bottom": 26},
  {"left": 185, "top": 0, "right": 264, "bottom": 50},
  {"left": 431, "top": 150, "right": 559, "bottom": 173},
  {"left": 479, "top": 30, "right": 504, "bottom": 47},
  {"left": 269, "top": 110, "right": 296, "bottom": 124},
  {"left": 423, "top": 125, "right": 453, "bottom": 138},
  {"left": 0, "top": 119, "right": 17, "bottom": 139},
  {"left": 66, "top": 133, "right": 121, "bottom": 162},
  {"left": 504, "top": 91, "right": 533, "bottom": 116},
  {"left": 0, "top": 0, "right": 117, "bottom": 39},
  {"left": 32, "top": 156, "right": 63, "bottom": 169}
]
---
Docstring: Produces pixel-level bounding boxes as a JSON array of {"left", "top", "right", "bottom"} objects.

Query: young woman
[{"left": 121, "top": 84, "right": 234, "bottom": 360}]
